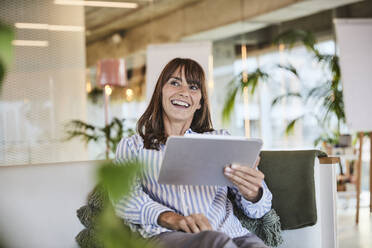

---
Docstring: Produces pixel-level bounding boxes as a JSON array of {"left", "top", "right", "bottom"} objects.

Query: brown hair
[{"left": 137, "top": 58, "right": 214, "bottom": 150}]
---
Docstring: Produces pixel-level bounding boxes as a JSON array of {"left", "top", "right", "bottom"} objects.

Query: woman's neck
[{"left": 163, "top": 115, "right": 192, "bottom": 136}]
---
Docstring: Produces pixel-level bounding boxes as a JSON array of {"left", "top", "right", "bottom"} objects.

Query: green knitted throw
[
  {"left": 75, "top": 186, "right": 106, "bottom": 248},
  {"left": 227, "top": 188, "right": 283, "bottom": 247}
]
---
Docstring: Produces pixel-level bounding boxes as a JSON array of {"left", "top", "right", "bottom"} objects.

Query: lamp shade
[{"left": 96, "top": 58, "right": 127, "bottom": 87}]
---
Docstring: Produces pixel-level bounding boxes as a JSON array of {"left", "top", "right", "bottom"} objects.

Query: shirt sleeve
[
  {"left": 114, "top": 136, "right": 175, "bottom": 232},
  {"left": 230, "top": 180, "right": 272, "bottom": 219}
]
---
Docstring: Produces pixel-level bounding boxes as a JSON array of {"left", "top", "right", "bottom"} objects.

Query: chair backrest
[{"left": 259, "top": 151, "right": 337, "bottom": 248}]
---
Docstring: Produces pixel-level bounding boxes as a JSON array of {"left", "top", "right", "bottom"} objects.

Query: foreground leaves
[
  {"left": 0, "top": 22, "right": 14, "bottom": 92},
  {"left": 95, "top": 160, "right": 157, "bottom": 248}
]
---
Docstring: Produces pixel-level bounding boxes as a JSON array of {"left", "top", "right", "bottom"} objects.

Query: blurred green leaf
[
  {"left": 97, "top": 204, "right": 151, "bottom": 248},
  {"left": 98, "top": 160, "right": 141, "bottom": 204},
  {"left": 285, "top": 115, "right": 304, "bottom": 136},
  {"left": 277, "top": 64, "right": 299, "bottom": 78},
  {"left": 222, "top": 86, "right": 239, "bottom": 124},
  {"left": 94, "top": 161, "right": 156, "bottom": 248},
  {"left": 0, "top": 22, "right": 13, "bottom": 67},
  {"left": 271, "top": 92, "right": 301, "bottom": 107},
  {"left": 0, "top": 22, "right": 14, "bottom": 91},
  {"left": 222, "top": 69, "right": 268, "bottom": 123}
]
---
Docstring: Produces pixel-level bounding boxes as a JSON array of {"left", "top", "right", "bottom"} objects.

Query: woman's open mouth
[{"left": 171, "top": 99, "right": 190, "bottom": 108}]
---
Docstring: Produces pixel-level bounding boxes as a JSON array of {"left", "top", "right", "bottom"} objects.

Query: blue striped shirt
[{"left": 115, "top": 129, "right": 272, "bottom": 238}]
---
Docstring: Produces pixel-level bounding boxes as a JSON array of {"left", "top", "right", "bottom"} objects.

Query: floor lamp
[{"left": 96, "top": 58, "right": 127, "bottom": 158}]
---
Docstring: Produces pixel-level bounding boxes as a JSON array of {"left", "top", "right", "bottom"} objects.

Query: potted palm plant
[
  {"left": 272, "top": 29, "right": 345, "bottom": 140},
  {"left": 222, "top": 29, "right": 346, "bottom": 145}
]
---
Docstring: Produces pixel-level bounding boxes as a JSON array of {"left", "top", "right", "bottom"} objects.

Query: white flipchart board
[
  {"left": 334, "top": 19, "right": 372, "bottom": 132},
  {"left": 146, "top": 42, "right": 212, "bottom": 103}
]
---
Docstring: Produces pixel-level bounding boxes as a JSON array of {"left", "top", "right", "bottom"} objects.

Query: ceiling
[
  {"left": 85, "top": 0, "right": 198, "bottom": 44},
  {"left": 182, "top": 0, "right": 364, "bottom": 41}
]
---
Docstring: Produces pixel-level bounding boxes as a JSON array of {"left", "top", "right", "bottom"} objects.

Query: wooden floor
[{"left": 338, "top": 192, "right": 372, "bottom": 248}]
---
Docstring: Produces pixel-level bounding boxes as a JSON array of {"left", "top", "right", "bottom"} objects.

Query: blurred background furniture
[
  {"left": 354, "top": 132, "right": 372, "bottom": 224},
  {"left": 334, "top": 19, "right": 372, "bottom": 225}
]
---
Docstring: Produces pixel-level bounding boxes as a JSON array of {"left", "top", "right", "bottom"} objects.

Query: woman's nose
[{"left": 178, "top": 85, "right": 190, "bottom": 97}]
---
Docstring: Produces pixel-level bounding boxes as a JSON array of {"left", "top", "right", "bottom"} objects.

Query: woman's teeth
[{"left": 171, "top": 100, "right": 190, "bottom": 108}]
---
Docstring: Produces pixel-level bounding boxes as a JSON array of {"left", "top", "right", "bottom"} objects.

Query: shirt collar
[{"left": 184, "top": 128, "right": 195, "bottom": 135}]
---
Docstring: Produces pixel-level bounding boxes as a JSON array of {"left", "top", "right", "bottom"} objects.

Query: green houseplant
[
  {"left": 272, "top": 29, "right": 345, "bottom": 142},
  {"left": 222, "top": 29, "right": 346, "bottom": 147},
  {"left": 65, "top": 117, "right": 134, "bottom": 159}
]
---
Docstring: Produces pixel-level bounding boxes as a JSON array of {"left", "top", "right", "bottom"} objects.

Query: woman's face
[{"left": 161, "top": 68, "right": 202, "bottom": 125}]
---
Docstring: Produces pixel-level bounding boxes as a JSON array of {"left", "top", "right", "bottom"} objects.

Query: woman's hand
[
  {"left": 224, "top": 157, "right": 264, "bottom": 203},
  {"left": 158, "top": 211, "right": 212, "bottom": 233}
]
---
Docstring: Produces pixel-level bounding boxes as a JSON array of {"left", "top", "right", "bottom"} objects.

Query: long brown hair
[{"left": 137, "top": 58, "right": 214, "bottom": 150}]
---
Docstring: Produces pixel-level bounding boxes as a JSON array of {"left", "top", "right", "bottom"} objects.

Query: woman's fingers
[
  {"left": 224, "top": 168, "right": 262, "bottom": 188},
  {"left": 157, "top": 211, "right": 213, "bottom": 233},
  {"left": 185, "top": 216, "right": 200, "bottom": 233},
  {"left": 178, "top": 218, "right": 192, "bottom": 233},
  {"left": 223, "top": 162, "right": 265, "bottom": 202},
  {"left": 230, "top": 164, "right": 264, "bottom": 180},
  {"left": 226, "top": 172, "right": 260, "bottom": 193},
  {"left": 179, "top": 214, "right": 213, "bottom": 233},
  {"left": 191, "top": 214, "right": 213, "bottom": 231}
]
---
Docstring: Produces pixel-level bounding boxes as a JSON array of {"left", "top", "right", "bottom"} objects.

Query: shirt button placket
[{"left": 179, "top": 185, "right": 188, "bottom": 215}]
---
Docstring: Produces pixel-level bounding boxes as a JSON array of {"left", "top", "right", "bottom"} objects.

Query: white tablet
[{"left": 157, "top": 134, "right": 263, "bottom": 186}]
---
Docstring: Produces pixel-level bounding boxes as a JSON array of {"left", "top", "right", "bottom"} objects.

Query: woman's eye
[
  {"left": 170, "top": 81, "right": 180, "bottom": 86},
  {"left": 189, "top": 85, "right": 199, "bottom": 90}
]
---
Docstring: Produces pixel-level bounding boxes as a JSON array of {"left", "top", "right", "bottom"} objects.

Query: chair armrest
[
  {"left": 317, "top": 156, "right": 339, "bottom": 248},
  {"left": 275, "top": 154, "right": 339, "bottom": 248},
  {"left": 318, "top": 157, "right": 340, "bottom": 164}
]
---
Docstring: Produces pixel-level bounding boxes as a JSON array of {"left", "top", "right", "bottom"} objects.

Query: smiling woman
[{"left": 115, "top": 57, "right": 272, "bottom": 248}]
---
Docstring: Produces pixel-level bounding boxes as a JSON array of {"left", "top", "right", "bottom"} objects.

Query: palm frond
[
  {"left": 246, "top": 69, "right": 269, "bottom": 95},
  {"left": 274, "top": 29, "right": 317, "bottom": 52},
  {"left": 65, "top": 130, "right": 100, "bottom": 144},
  {"left": 65, "top": 118, "right": 133, "bottom": 159},
  {"left": 285, "top": 115, "right": 304, "bottom": 136},
  {"left": 271, "top": 92, "right": 302, "bottom": 106},
  {"left": 222, "top": 87, "right": 239, "bottom": 124},
  {"left": 66, "top": 119, "right": 96, "bottom": 131},
  {"left": 306, "top": 85, "right": 329, "bottom": 102},
  {"left": 277, "top": 64, "right": 300, "bottom": 78},
  {"left": 222, "top": 68, "right": 269, "bottom": 123},
  {"left": 64, "top": 119, "right": 99, "bottom": 143}
]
